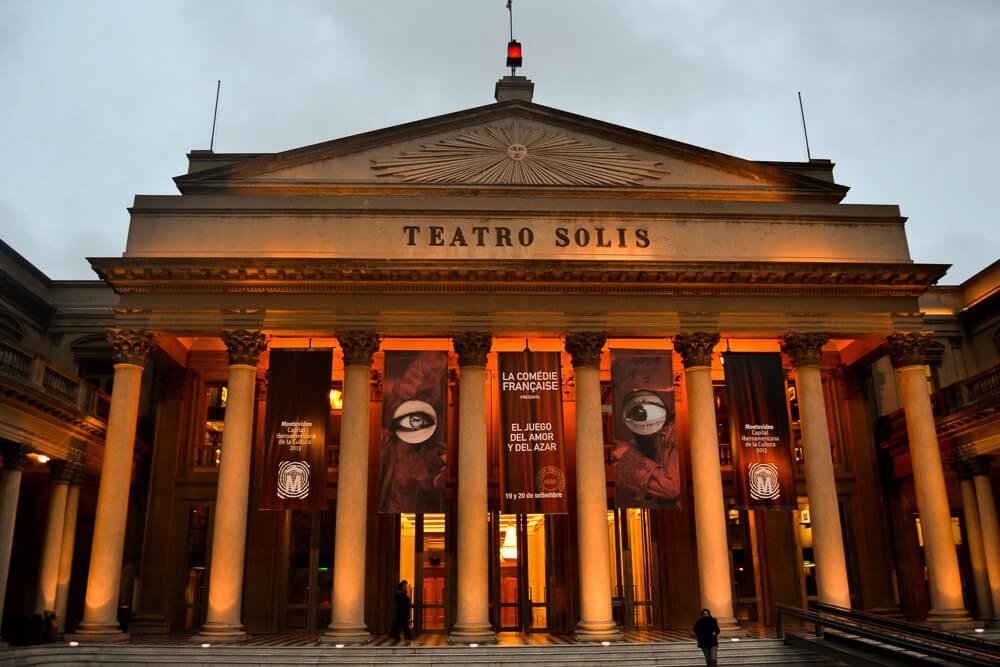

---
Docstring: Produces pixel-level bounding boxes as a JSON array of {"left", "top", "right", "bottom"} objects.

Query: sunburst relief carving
[{"left": 371, "top": 121, "right": 667, "bottom": 186}]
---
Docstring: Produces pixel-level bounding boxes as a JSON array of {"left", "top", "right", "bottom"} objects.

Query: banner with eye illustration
[
  {"left": 723, "top": 352, "right": 796, "bottom": 510},
  {"left": 259, "top": 349, "right": 332, "bottom": 510},
  {"left": 610, "top": 349, "right": 680, "bottom": 509},
  {"left": 379, "top": 351, "right": 449, "bottom": 514},
  {"left": 498, "top": 351, "right": 569, "bottom": 514}
]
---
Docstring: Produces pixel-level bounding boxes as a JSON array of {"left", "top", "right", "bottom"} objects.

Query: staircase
[{"left": 0, "top": 638, "right": 841, "bottom": 666}]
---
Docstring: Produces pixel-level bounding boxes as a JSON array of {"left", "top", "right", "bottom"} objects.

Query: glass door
[
  {"left": 610, "top": 508, "right": 655, "bottom": 630},
  {"left": 181, "top": 505, "right": 211, "bottom": 631},
  {"left": 283, "top": 510, "right": 333, "bottom": 631},
  {"left": 400, "top": 513, "right": 447, "bottom": 633},
  {"left": 495, "top": 513, "right": 549, "bottom": 632}
]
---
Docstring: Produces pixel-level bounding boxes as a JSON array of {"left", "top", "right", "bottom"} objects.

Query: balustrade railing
[
  {"left": 0, "top": 338, "right": 110, "bottom": 421},
  {"left": 877, "top": 362, "right": 1000, "bottom": 447},
  {"left": 0, "top": 340, "right": 32, "bottom": 379}
]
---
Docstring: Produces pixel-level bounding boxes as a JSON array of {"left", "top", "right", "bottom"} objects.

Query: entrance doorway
[
  {"left": 399, "top": 513, "right": 447, "bottom": 632},
  {"left": 493, "top": 513, "right": 549, "bottom": 631},
  {"left": 281, "top": 509, "right": 333, "bottom": 631},
  {"left": 609, "top": 508, "right": 656, "bottom": 630}
]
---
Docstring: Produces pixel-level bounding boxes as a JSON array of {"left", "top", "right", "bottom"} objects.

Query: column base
[
  {"left": 128, "top": 614, "right": 169, "bottom": 635},
  {"left": 65, "top": 621, "right": 130, "bottom": 642},
  {"left": 926, "top": 607, "right": 976, "bottom": 630},
  {"left": 716, "top": 616, "right": 746, "bottom": 638},
  {"left": 573, "top": 619, "right": 623, "bottom": 643},
  {"left": 193, "top": 621, "right": 246, "bottom": 643},
  {"left": 319, "top": 623, "right": 371, "bottom": 645},
  {"left": 867, "top": 605, "right": 905, "bottom": 619},
  {"left": 448, "top": 622, "right": 497, "bottom": 645}
]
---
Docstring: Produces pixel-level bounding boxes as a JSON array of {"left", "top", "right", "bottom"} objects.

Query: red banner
[
  {"left": 610, "top": 349, "right": 680, "bottom": 508},
  {"left": 378, "top": 351, "right": 449, "bottom": 514},
  {"left": 498, "top": 351, "right": 569, "bottom": 514},
  {"left": 259, "top": 349, "right": 332, "bottom": 510},
  {"left": 723, "top": 352, "right": 796, "bottom": 510}
]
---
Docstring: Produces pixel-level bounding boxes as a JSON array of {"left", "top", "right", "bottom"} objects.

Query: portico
[{"left": 62, "top": 77, "right": 975, "bottom": 642}]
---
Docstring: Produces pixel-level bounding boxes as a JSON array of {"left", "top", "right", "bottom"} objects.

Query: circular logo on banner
[
  {"left": 277, "top": 460, "right": 310, "bottom": 499},
  {"left": 536, "top": 466, "right": 566, "bottom": 494},
  {"left": 748, "top": 462, "right": 781, "bottom": 500}
]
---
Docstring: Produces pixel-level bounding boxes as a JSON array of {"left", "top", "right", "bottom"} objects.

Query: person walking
[
  {"left": 694, "top": 607, "right": 720, "bottom": 666},
  {"left": 389, "top": 580, "right": 413, "bottom": 641}
]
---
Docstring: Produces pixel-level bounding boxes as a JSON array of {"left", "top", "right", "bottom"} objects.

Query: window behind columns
[{"left": 194, "top": 382, "right": 227, "bottom": 468}]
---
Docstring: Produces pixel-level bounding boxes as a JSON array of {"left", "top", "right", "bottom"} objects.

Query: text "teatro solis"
[{"left": 401, "top": 225, "right": 651, "bottom": 248}]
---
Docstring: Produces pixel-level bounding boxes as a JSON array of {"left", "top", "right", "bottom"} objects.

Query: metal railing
[{"left": 776, "top": 603, "right": 999, "bottom": 666}]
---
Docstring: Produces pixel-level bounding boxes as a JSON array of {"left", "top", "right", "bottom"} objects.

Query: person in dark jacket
[
  {"left": 693, "top": 608, "right": 721, "bottom": 666},
  {"left": 389, "top": 580, "right": 413, "bottom": 641}
]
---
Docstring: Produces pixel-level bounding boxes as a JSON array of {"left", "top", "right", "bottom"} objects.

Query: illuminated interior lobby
[{"left": 1, "top": 71, "right": 998, "bottom": 648}]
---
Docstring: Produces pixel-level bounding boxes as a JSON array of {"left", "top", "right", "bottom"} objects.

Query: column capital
[
  {"left": 337, "top": 331, "right": 380, "bottom": 367},
  {"left": 565, "top": 332, "right": 607, "bottom": 368},
  {"left": 107, "top": 328, "right": 156, "bottom": 366},
  {"left": 781, "top": 333, "right": 830, "bottom": 368},
  {"left": 673, "top": 332, "right": 720, "bottom": 368},
  {"left": 0, "top": 442, "right": 30, "bottom": 470},
  {"left": 453, "top": 332, "right": 492, "bottom": 367},
  {"left": 887, "top": 332, "right": 932, "bottom": 368},
  {"left": 49, "top": 460, "right": 75, "bottom": 483},
  {"left": 954, "top": 454, "right": 992, "bottom": 480},
  {"left": 67, "top": 449, "right": 88, "bottom": 485},
  {"left": 220, "top": 330, "right": 267, "bottom": 366}
]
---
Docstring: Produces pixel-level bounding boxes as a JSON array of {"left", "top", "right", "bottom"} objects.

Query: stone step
[{"left": 0, "top": 638, "right": 842, "bottom": 666}]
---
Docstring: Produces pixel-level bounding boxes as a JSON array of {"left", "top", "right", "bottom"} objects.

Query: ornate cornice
[
  {"left": 781, "top": 333, "right": 830, "bottom": 368},
  {"left": 89, "top": 258, "right": 949, "bottom": 299},
  {"left": 565, "top": 332, "right": 606, "bottom": 368},
  {"left": 453, "top": 332, "right": 492, "bottom": 367},
  {"left": 338, "top": 331, "right": 380, "bottom": 367},
  {"left": 673, "top": 332, "right": 720, "bottom": 368},
  {"left": 887, "top": 332, "right": 932, "bottom": 368},
  {"left": 220, "top": 330, "right": 267, "bottom": 366},
  {"left": 371, "top": 121, "right": 667, "bottom": 186}
]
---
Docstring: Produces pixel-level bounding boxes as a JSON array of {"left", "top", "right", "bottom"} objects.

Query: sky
[{"left": 1, "top": 1, "right": 997, "bottom": 284}]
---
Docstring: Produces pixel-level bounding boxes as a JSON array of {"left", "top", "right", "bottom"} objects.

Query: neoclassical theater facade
[{"left": 1, "top": 77, "right": 998, "bottom": 643}]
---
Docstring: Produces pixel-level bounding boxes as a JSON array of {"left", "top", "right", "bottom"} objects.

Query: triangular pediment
[{"left": 175, "top": 100, "right": 847, "bottom": 201}]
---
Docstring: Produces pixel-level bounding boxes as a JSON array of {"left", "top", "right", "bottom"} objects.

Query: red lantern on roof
[{"left": 506, "top": 40, "right": 522, "bottom": 70}]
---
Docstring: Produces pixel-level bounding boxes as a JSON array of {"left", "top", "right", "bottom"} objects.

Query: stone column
[
  {"left": 887, "top": 333, "right": 971, "bottom": 626},
  {"left": 72, "top": 328, "right": 154, "bottom": 641},
  {"left": 782, "top": 334, "right": 852, "bottom": 609},
  {"left": 674, "top": 333, "right": 739, "bottom": 632},
  {"left": 449, "top": 333, "right": 496, "bottom": 645},
  {"left": 955, "top": 457, "right": 991, "bottom": 620},
  {"left": 0, "top": 443, "right": 28, "bottom": 636},
  {"left": 565, "top": 333, "right": 622, "bottom": 642},
  {"left": 323, "top": 331, "right": 380, "bottom": 645},
  {"left": 197, "top": 330, "right": 266, "bottom": 641},
  {"left": 36, "top": 461, "right": 73, "bottom": 615},
  {"left": 55, "top": 465, "right": 84, "bottom": 632},
  {"left": 970, "top": 457, "right": 1000, "bottom": 622}
]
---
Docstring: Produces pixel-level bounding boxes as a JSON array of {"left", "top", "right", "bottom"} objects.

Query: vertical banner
[
  {"left": 259, "top": 349, "right": 332, "bottom": 510},
  {"left": 378, "top": 351, "right": 448, "bottom": 513},
  {"left": 723, "top": 352, "right": 796, "bottom": 510},
  {"left": 498, "top": 351, "right": 569, "bottom": 514},
  {"left": 610, "top": 349, "right": 680, "bottom": 508}
]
